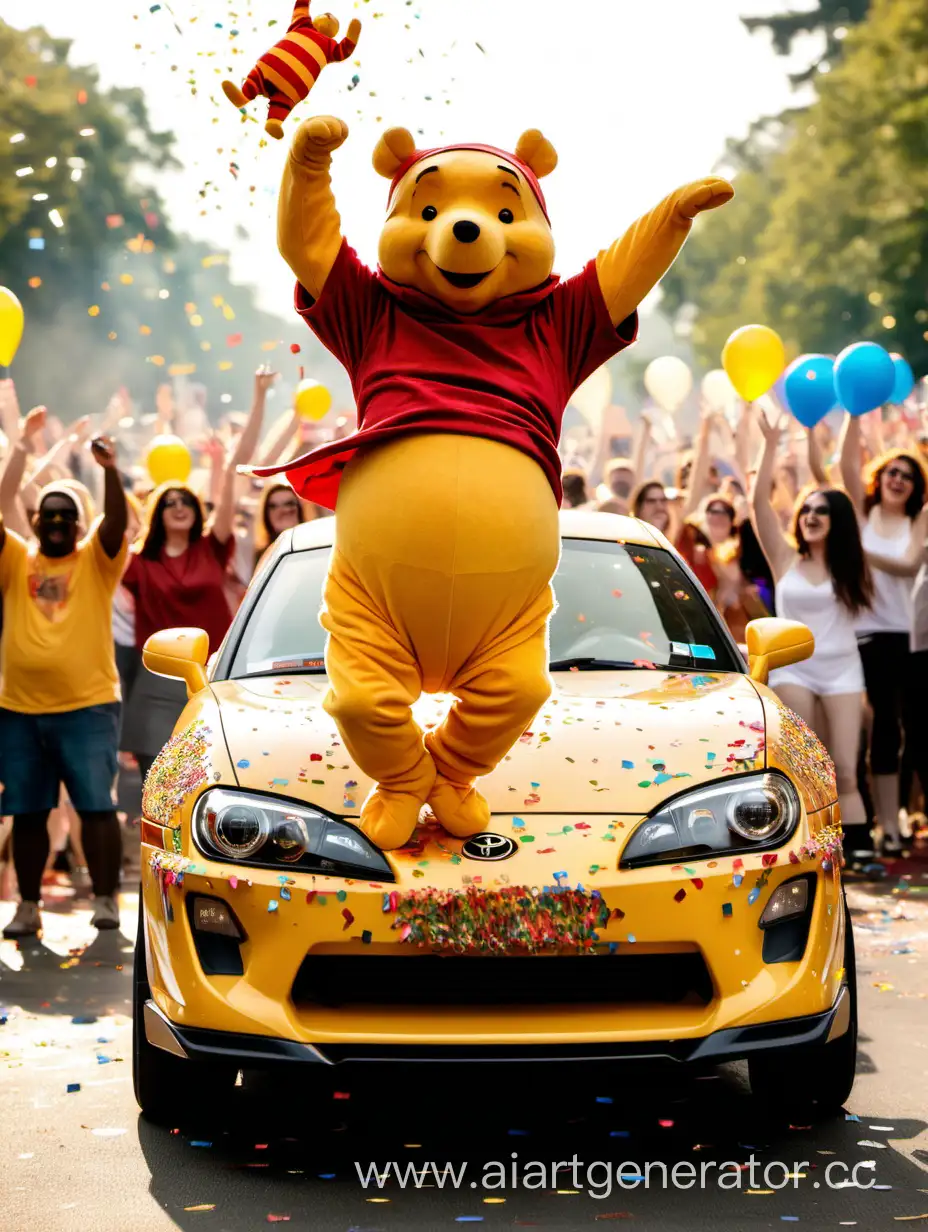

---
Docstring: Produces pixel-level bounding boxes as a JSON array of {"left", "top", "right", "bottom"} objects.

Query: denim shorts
[{"left": 0, "top": 702, "right": 120, "bottom": 815}]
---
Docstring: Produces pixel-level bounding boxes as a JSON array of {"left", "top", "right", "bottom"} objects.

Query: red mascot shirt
[{"left": 254, "top": 240, "right": 638, "bottom": 509}]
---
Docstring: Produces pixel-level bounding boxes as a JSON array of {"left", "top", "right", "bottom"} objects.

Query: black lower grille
[{"left": 291, "top": 952, "right": 713, "bottom": 1009}]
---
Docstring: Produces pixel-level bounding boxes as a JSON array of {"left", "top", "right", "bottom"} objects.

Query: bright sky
[{"left": 4, "top": 0, "right": 817, "bottom": 318}]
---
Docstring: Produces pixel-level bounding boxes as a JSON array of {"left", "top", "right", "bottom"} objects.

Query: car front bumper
[{"left": 144, "top": 983, "right": 853, "bottom": 1067}]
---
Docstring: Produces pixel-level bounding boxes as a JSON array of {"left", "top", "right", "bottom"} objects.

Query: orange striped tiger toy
[{"left": 222, "top": 2, "right": 361, "bottom": 140}]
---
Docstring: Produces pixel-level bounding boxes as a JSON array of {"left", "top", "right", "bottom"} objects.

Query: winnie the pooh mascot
[{"left": 254, "top": 115, "right": 733, "bottom": 851}]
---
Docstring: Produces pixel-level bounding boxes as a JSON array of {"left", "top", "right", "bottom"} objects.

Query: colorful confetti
[
  {"left": 395, "top": 886, "right": 611, "bottom": 953},
  {"left": 142, "top": 720, "right": 212, "bottom": 825}
]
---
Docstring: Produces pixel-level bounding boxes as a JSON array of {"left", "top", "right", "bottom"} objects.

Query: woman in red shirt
[{"left": 120, "top": 482, "right": 235, "bottom": 781}]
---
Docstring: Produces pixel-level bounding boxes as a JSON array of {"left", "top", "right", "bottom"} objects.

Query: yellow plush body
[{"left": 274, "top": 116, "right": 733, "bottom": 850}]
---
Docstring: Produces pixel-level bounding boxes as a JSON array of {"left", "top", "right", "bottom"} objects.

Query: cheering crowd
[{"left": 1, "top": 371, "right": 926, "bottom": 938}]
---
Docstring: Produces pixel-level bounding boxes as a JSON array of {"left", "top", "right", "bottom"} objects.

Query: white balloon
[
  {"left": 570, "top": 364, "right": 613, "bottom": 435},
  {"left": 701, "top": 368, "right": 738, "bottom": 414},
  {"left": 644, "top": 356, "right": 692, "bottom": 414}
]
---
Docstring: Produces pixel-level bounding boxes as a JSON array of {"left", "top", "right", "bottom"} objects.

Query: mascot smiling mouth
[{"left": 438, "top": 267, "right": 493, "bottom": 289}]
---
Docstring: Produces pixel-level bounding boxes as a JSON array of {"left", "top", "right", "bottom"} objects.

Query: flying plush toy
[
  {"left": 221, "top": 2, "right": 360, "bottom": 140},
  {"left": 253, "top": 115, "right": 734, "bottom": 850}
]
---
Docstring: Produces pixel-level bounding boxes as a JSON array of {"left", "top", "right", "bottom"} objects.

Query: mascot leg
[
  {"left": 321, "top": 549, "right": 437, "bottom": 851},
  {"left": 222, "top": 69, "right": 261, "bottom": 111},
  {"left": 425, "top": 585, "right": 553, "bottom": 837},
  {"left": 265, "top": 91, "right": 294, "bottom": 140}
]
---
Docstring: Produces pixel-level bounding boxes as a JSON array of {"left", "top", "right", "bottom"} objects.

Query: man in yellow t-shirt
[{"left": 0, "top": 416, "right": 128, "bottom": 940}]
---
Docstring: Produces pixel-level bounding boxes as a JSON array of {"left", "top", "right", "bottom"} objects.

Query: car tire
[
  {"left": 748, "top": 892, "right": 858, "bottom": 1120},
  {"left": 132, "top": 892, "right": 234, "bottom": 1125}
]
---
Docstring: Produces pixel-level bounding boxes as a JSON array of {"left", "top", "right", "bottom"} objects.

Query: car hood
[{"left": 209, "top": 670, "right": 767, "bottom": 819}]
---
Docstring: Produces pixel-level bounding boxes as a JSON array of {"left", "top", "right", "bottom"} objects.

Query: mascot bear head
[{"left": 372, "top": 126, "right": 559, "bottom": 314}]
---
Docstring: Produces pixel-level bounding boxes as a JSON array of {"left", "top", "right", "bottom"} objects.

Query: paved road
[{"left": 2, "top": 863, "right": 927, "bottom": 1232}]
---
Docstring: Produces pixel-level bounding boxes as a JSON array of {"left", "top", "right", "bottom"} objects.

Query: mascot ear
[
  {"left": 514, "top": 129, "right": 558, "bottom": 178},
  {"left": 372, "top": 127, "right": 417, "bottom": 178}
]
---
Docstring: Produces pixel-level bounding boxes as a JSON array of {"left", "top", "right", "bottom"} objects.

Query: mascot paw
[
  {"left": 265, "top": 119, "right": 285, "bottom": 140},
  {"left": 292, "top": 116, "right": 350, "bottom": 162},
  {"left": 426, "top": 776, "right": 491, "bottom": 839},
  {"left": 221, "top": 80, "right": 248, "bottom": 109},
  {"left": 680, "top": 177, "right": 735, "bottom": 219},
  {"left": 360, "top": 786, "right": 425, "bottom": 851}
]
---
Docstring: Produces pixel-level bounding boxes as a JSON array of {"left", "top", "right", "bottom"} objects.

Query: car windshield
[{"left": 226, "top": 538, "right": 742, "bottom": 677}]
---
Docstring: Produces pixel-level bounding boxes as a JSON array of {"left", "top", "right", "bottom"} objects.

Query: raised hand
[
  {"left": 292, "top": 116, "right": 349, "bottom": 164},
  {"left": 678, "top": 177, "right": 735, "bottom": 220},
  {"left": 90, "top": 435, "right": 118, "bottom": 469},
  {"left": 69, "top": 414, "right": 94, "bottom": 443},
  {"left": 254, "top": 365, "right": 279, "bottom": 397},
  {"left": 22, "top": 405, "right": 47, "bottom": 443}
]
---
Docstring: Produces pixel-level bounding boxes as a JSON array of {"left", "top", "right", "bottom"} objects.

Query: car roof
[{"left": 289, "top": 509, "right": 664, "bottom": 553}]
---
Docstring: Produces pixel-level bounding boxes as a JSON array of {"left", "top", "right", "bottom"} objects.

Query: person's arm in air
[
  {"left": 806, "top": 424, "right": 828, "bottom": 487},
  {"left": 212, "top": 370, "right": 279, "bottom": 544},
  {"left": 92, "top": 436, "right": 127, "bottom": 559},
  {"left": 750, "top": 410, "right": 795, "bottom": 584},
  {"left": 630, "top": 411, "right": 652, "bottom": 487},
  {"left": 0, "top": 405, "right": 46, "bottom": 538},
  {"left": 682, "top": 406, "right": 717, "bottom": 519},
  {"left": 838, "top": 412, "right": 866, "bottom": 516},
  {"left": 257, "top": 409, "right": 301, "bottom": 466}
]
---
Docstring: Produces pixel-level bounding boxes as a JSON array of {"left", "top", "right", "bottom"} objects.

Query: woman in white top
[
  {"left": 752, "top": 412, "right": 874, "bottom": 843},
  {"left": 840, "top": 415, "right": 928, "bottom": 854}
]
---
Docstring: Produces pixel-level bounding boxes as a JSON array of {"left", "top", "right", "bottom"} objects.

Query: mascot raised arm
[{"left": 254, "top": 114, "right": 733, "bottom": 850}]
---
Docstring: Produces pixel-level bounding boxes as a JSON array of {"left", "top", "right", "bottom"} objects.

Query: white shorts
[{"left": 769, "top": 648, "right": 865, "bottom": 697}]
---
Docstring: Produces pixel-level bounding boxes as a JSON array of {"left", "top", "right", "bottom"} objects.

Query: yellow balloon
[
  {"left": 147, "top": 434, "right": 192, "bottom": 486},
  {"left": 294, "top": 378, "right": 332, "bottom": 421},
  {"left": 0, "top": 286, "right": 24, "bottom": 367},
  {"left": 722, "top": 324, "right": 786, "bottom": 402}
]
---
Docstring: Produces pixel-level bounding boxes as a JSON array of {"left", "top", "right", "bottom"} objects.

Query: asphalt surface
[{"left": 1, "top": 840, "right": 927, "bottom": 1232}]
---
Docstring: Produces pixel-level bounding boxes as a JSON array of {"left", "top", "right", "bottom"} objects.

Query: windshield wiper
[{"left": 548, "top": 657, "right": 656, "bottom": 671}]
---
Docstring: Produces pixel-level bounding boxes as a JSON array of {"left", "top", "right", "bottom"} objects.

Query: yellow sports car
[{"left": 133, "top": 511, "right": 855, "bottom": 1124}]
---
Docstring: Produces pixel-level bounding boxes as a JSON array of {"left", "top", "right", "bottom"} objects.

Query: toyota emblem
[{"left": 461, "top": 832, "right": 519, "bottom": 861}]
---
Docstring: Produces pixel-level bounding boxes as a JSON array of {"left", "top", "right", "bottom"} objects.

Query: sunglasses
[
  {"left": 799, "top": 503, "right": 830, "bottom": 517},
  {"left": 163, "top": 495, "right": 196, "bottom": 510},
  {"left": 39, "top": 507, "right": 79, "bottom": 524},
  {"left": 885, "top": 466, "right": 915, "bottom": 483},
  {"left": 706, "top": 505, "right": 732, "bottom": 517}
]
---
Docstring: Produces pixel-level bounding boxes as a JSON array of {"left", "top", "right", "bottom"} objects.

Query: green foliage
[
  {"left": 662, "top": 0, "right": 928, "bottom": 376},
  {"left": 744, "top": 0, "right": 870, "bottom": 84},
  {"left": 0, "top": 21, "right": 340, "bottom": 418}
]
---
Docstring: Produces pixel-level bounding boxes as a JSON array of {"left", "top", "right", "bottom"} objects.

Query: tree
[
  {"left": 662, "top": 0, "right": 928, "bottom": 376},
  {"left": 743, "top": 1, "right": 871, "bottom": 84},
  {"left": 0, "top": 22, "right": 344, "bottom": 418}
]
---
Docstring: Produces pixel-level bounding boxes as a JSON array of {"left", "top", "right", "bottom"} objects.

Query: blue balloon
[
  {"left": 834, "top": 342, "right": 896, "bottom": 416},
  {"left": 783, "top": 354, "right": 837, "bottom": 428},
  {"left": 890, "top": 354, "right": 915, "bottom": 405}
]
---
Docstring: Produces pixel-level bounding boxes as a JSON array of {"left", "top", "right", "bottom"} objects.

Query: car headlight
[
  {"left": 192, "top": 788, "right": 395, "bottom": 881},
  {"left": 621, "top": 772, "right": 800, "bottom": 869}
]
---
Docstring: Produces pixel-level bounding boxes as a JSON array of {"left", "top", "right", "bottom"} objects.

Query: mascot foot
[
  {"left": 265, "top": 118, "right": 285, "bottom": 140},
  {"left": 359, "top": 787, "right": 426, "bottom": 851},
  {"left": 426, "top": 776, "right": 490, "bottom": 838},
  {"left": 221, "top": 80, "right": 248, "bottom": 109}
]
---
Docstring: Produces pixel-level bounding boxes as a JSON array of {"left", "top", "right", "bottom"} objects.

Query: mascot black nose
[{"left": 452, "top": 220, "right": 481, "bottom": 244}]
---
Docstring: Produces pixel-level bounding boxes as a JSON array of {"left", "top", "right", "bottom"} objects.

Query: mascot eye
[
  {"left": 498, "top": 208, "right": 514, "bottom": 224},
  {"left": 421, "top": 205, "right": 437, "bottom": 221}
]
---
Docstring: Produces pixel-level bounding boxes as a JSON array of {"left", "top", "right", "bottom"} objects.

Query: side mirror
[
  {"left": 142, "top": 627, "right": 210, "bottom": 698},
  {"left": 745, "top": 618, "right": 815, "bottom": 686}
]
